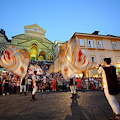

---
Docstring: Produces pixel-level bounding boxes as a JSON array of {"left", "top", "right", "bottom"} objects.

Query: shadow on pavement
[{"left": 65, "top": 98, "right": 96, "bottom": 120}]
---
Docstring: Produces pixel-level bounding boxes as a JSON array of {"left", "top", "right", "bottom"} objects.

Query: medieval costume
[
  {"left": 20, "top": 77, "right": 26, "bottom": 95},
  {"left": 75, "top": 77, "right": 82, "bottom": 90},
  {"left": 31, "top": 71, "right": 38, "bottom": 101},
  {"left": 97, "top": 63, "right": 120, "bottom": 120},
  {"left": 69, "top": 76, "right": 76, "bottom": 99}
]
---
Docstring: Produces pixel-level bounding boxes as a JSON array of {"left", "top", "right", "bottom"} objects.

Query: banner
[
  {"left": 59, "top": 40, "right": 92, "bottom": 80},
  {"left": 28, "top": 64, "right": 43, "bottom": 75},
  {"left": 0, "top": 45, "right": 29, "bottom": 78}
]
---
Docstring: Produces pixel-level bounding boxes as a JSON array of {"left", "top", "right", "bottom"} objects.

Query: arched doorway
[
  {"left": 39, "top": 51, "right": 46, "bottom": 60},
  {"left": 30, "top": 44, "right": 37, "bottom": 61}
]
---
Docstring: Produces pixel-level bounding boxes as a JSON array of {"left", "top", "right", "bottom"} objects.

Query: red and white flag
[
  {"left": 0, "top": 45, "right": 29, "bottom": 78},
  {"left": 28, "top": 64, "right": 43, "bottom": 75},
  {"left": 59, "top": 39, "right": 93, "bottom": 80},
  {"left": 60, "top": 59, "right": 74, "bottom": 80},
  {"left": 35, "top": 65, "right": 43, "bottom": 75},
  {"left": 28, "top": 64, "right": 35, "bottom": 74}
]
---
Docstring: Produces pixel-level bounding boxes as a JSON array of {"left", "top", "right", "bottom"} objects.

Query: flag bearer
[{"left": 31, "top": 71, "right": 38, "bottom": 101}]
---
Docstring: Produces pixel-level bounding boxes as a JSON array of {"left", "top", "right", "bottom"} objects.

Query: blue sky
[{"left": 0, "top": 0, "right": 120, "bottom": 42}]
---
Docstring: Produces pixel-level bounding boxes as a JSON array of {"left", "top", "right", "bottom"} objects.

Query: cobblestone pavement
[{"left": 0, "top": 90, "right": 120, "bottom": 120}]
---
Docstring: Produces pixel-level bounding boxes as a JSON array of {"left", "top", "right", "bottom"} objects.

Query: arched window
[
  {"left": 47, "top": 55, "right": 50, "bottom": 60},
  {"left": 50, "top": 56, "right": 51, "bottom": 60},
  {"left": 52, "top": 56, "right": 53, "bottom": 60},
  {"left": 47, "top": 53, "right": 54, "bottom": 61},
  {"left": 39, "top": 51, "right": 46, "bottom": 60}
]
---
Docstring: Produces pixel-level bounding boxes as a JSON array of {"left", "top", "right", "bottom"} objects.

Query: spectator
[
  {"left": 66, "top": 79, "right": 70, "bottom": 91},
  {"left": 85, "top": 78, "right": 89, "bottom": 90},
  {"left": 2, "top": 77, "right": 9, "bottom": 95},
  {"left": 52, "top": 75, "right": 57, "bottom": 91},
  {"left": 94, "top": 78, "right": 99, "bottom": 89},
  {"left": 0, "top": 78, "right": 2, "bottom": 95},
  {"left": 46, "top": 78, "right": 50, "bottom": 91},
  {"left": 27, "top": 76, "right": 32, "bottom": 92},
  {"left": 62, "top": 79, "right": 67, "bottom": 91},
  {"left": 90, "top": 77, "right": 96, "bottom": 90},
  {"left": 16, "top": 78, "right": 20, "bottom": 93},
  {"left": 75, "top": 77, "right": 82, "bottom": 91}
]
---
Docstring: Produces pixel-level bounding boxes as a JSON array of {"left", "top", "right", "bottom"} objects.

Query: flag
[
  {"left": 0, "top": 45, "right": 29, "bottom": 78},
  {"left": 35, "top": 65, "right": 43, "bottom": 75},
  {"left": 28, "top": 64, "right": 43, "bottom": 75},
  {"left": 70, "top": 44, "right": 90, "bottom": 71},
  {"left": 28, "top": 64, "right": 35, "bottom": 74},
  {"left": 60, "top": 59, "right": 74, "bottom": 80},
  {"left": 59, "top": 39, "right": 93, "bottom": 80}
]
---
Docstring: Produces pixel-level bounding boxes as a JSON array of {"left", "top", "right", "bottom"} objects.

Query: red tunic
[
  {"left": 52, "top": 77, "right": 56, "bottom": 90},
  {"left": 75, "top": 78, "right": 82, "bottom": 89},
  {"left": 91, "top": 82, "right": 96, "bottom": 90}
]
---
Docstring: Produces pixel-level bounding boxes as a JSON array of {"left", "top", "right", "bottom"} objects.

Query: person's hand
[{"left": 95, "top": 64, "right": 99, "bottom": 68}]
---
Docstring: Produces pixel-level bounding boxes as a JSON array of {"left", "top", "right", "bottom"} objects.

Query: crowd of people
[
  {"left": 0, "top": 69, "right": 104, "bottom": 96},
  {"left": 0, "top": 60, "right": 120, "bottom": 96}
]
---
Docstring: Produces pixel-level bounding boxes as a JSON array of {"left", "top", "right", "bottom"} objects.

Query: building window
[
  {"left": 47, "top": 55, "right": 50, "bottom": 60},
  {"left": 100, "top": 57, "right": 104, "bottom": 62},
  {"left": 116, "top": 57, "right": 120, "bottom": 63},
  {"left": 88, "top": 40, "right": 93, "bottom": 48},
  {"left": 112, "top": 42, "right": 117, "bottom": 49},
  {"left": 52, "top": 56, "right": 53, "bottom": 60},
  {"left": 91, "top": 56, "right": 95, "bottom": 62},
  {"left": 50, "top": 56, "right": 51, "bottom": 60},
  {"left": 97, "top": 41, "right": 102, "bottom": 48},
  {"left": 80, "top": 39, "right": 84, "bottom": 46},
  {"left": 47, "top": 53, "right": 54, "bottom": 61}
]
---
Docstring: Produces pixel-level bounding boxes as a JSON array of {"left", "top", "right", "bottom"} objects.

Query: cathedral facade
[{"left": 10, "top": 24, "right": 55, "bottom": 65}]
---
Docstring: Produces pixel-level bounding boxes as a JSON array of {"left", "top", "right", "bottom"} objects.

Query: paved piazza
[{"left": 0, "top": 90, "right": 119, "bottom": 120}]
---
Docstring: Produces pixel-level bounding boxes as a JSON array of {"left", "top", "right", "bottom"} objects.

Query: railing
[
  {"left": 113, "top": 46, "right": 119, "bottom": 50},
  {"left": 88, "top": 45, "right": 96, "bottom": 49},
  {"left": 97, "top": 45, "right": 105, "bottom": 49},
  {"left": 29, "top": 59, "right": 54, "bottom": 63}
]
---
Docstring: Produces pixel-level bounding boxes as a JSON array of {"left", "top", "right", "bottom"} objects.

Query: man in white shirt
[
  {"left": 85, "top": 78, "right": 89, "bottom": 90},
  {"left": 96, "top": 58, "right": 120, "bottom": 120},
  {"left": 31, "top": 71, "right": 38, "bottom": 101}
]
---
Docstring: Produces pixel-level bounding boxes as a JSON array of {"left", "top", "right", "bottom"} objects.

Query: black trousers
[{"left": 4, "top": 83, "right": 9, "bottom": 93}]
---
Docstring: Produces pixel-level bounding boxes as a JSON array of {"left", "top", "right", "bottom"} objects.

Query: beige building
[{"left": 54, "top": 31, "right": 120, "bottom": 77}]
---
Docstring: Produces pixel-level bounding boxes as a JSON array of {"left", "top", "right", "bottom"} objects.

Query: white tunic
[
  {"left": 32, "top": 74, "right": 38, "bottom": 87},
  {"left": 97, "top": 66, "right": 109, "bottom": 89}
]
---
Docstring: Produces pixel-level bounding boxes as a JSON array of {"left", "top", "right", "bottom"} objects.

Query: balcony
[
  {"left": 87, "top": 45, "right": 96, "bottom": 50},
  {"left": 97, "top": 45, "right": 105, "bottom": 50},
  {"left": 113, "top": 47, "right": 120, "bottom": 51}
]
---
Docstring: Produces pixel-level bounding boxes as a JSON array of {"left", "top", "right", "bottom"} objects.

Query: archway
[
  {"left": 30, "top": 44, "right": 37, "bottom": 61},
  {"left": 39, "top": 51, "right": 46, "bottom": 60}
]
